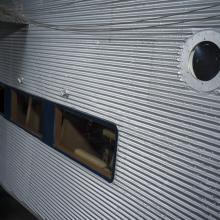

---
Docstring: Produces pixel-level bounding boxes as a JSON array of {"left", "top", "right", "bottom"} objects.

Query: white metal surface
[{"left": 0, "top": 1, "right": 220, "bottom": 219}]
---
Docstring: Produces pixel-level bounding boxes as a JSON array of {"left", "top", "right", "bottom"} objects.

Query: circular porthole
[
  {"left": 180, "top": 30, "right": 220, "bottom": 92},
  {"left": 190, "top": 41, "right": 220, "bottom": 81}
]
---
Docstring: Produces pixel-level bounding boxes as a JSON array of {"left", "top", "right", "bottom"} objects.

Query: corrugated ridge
[{"left": 0, "top": 1, "right": 220, "bottom": 220}]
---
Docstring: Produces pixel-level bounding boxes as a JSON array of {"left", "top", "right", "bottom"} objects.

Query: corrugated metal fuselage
[{"left": 0, "top": 1, "right": 220, "bottom": 219}]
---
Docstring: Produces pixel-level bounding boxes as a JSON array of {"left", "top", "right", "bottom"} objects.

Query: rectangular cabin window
[
  {"left": 0, "top": 86, "right": 4, "bottom": 114},
  {"left": 11, "top": 90, "right": 43, "bottom": 137},
  {"left": 54, "top": 107, "right": 117, "bottom": 180}
]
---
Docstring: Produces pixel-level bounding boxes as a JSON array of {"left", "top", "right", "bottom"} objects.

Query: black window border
[
  {"left": 0, "top": 82, "right": 118, "bottom": 183},
  {"left": 0, "top": 82, "right": 5, "bottom": 116}
]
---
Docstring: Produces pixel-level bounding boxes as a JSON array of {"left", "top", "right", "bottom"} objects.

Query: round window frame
[{"left": 180, "top": 30, "right": 220, "bottom": 92}]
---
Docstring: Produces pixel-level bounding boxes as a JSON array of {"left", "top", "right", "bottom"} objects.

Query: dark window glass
[
  {"left": 11, "top": 90, "right": 43, "bottom": 137},
  {"left": 54, "top": 107, "right": 117, "bottom": 180},
  {"left": 192, "top": 41, "right": 220, "bottom": 81},
  {"left": 11, "top": 91, "right": 29, "bottom": 125},
  {"left": 0, "top": 86, "right": 4, "bottom": 114},
  {"left": 26, "top": 98, "right": 43, "bottom": 135}
]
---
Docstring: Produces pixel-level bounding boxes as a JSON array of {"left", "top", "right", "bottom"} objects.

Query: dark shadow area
[
  {"left": 0, "top": 21, "right": 27, "bottom": 39},
  {"left": 0, "top": 187, "right": 38, "bottom": 220}
]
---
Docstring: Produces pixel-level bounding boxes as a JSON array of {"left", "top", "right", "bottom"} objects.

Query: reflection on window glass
[
  {"left": 11, "top": 90, "right": 43, "bottom": 137},
  {"left": 55, "top": 107, "right": 117, "bottom": 180},
  {"left": 0, "top": 86, "right": 4, "bottom": 114}
]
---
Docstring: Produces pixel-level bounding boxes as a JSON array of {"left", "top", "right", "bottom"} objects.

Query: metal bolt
[
  {"left": 60, "top": 89, "right": 70, "bottom": 98},
  {"left": 17, "top": 77, "right": 24, "bottom": 84}
]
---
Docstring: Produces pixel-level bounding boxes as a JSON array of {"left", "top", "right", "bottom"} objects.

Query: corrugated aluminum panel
[{"left": 0, "top": 1, "right": 220, "bottom": 219}]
